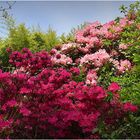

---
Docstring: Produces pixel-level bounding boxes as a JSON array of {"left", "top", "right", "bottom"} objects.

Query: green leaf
[{"left": 92, "top": 128, "right": 99, "bottom": 134}]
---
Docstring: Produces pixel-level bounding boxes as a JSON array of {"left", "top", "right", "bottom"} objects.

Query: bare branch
[{"left": 0, "top": 1, "right": 16, "bottom": 18}]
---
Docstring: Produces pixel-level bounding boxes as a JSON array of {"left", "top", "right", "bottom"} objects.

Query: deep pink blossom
[
  {"left": 123, "top": 102, "right": 138, "bottom": 112},
  {"left": 20, "top": 107, "right": 31, "bottom": 116},
  {"left": 70, "top": 67, "right": 80, "bottom": 75},
  {"left": 108, "top": 82, "right": 121, "bottom": 92}
]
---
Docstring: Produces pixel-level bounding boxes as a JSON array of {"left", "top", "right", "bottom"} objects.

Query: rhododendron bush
[{"left": 49, "top": 16, "right": 135, "bottom": 87}]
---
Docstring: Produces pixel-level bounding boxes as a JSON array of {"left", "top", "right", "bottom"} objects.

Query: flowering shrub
[
  {"left": 0, "top": 67, "right": 138, "bottom": 138},
  {"left": 0, "top": 2, "right": 140, "bottom": 139},
  {"left": 49, "top": 16, "right": 136, "bottom": 86},
  {"left": 0, "top": 48, "right": 138, "bottom": 139},
  {"left": 80, "top": 49, "right": 110, "bottom": 68},
  {"left": 9, "top": 48, "right": 52, "bottom": 74}
]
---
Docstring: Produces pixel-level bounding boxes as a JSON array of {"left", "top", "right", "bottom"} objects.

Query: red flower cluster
[{"left": 0, "top": 49, "right": 138, "bottom": 139}]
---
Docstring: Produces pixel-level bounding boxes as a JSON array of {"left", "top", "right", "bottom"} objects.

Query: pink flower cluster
[
  {"left": 61, "top": 43, "right": 80, "bottom": 54},
  {"left": 119, "top": 43, "right": 128, "bottom": 50},
  {"left": 76, "top": 17, "right": 133, "bottom": 49},
  {"left": 110, "top": 59, "right": 132, "bottom": 74},
  {"left": 85, "top": 70, "right": 98, "bottom": 86},
  {"left": 117, "top": 60, "right": 132, "bottom": 73},
  {"left": 49, "top": 17, "right": 134, "bottom": 85},
  {"left": 80, "top": 49, "right": 110, "bottom": 67},
  {"left": 0, "top": 49, "right": 138, "bottom": 139},
  {"left": 50, "top": 49, "right": 73, "bottom": 66}
]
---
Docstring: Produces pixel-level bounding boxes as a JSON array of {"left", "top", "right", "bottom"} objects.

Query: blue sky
[{"left": 0, "top": 1, "right": 136, "bottom": 36}]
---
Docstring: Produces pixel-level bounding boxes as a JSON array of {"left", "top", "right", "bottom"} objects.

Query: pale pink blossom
[
  {"left": 86, "top": 70, "right": 98, "bottom": 86},
  {"left": 137, "top": 24, "right": 140, "bottom": 29},
  {"left": 109, "top": 59, "right": 119, "bottom": 68},
  {"left": 51, "top": 53, "right": 73, "bottom": 66},
  {"left": 13, "top": 67, "right": 26, "bottom": 74},
  {"left": 117, "top": 60, "right": 132, "bottom": 73},
  {"left": 61, "top": 43, "right": 79, "bottom": 53},
  {"left": 80, "top": 49, "right": 110, "bottom": 67},
  {"left": 110, "top": 50, "right": 119, "bottom": 56},
  {"left": 119, "top": 43, "right": 128, "bottom": 50},
  {"left": 78, "top": 47, "right": 89, "bottom": 53},
  {"left": 119, "top": 17, "right": 129, "bottom": 28}
]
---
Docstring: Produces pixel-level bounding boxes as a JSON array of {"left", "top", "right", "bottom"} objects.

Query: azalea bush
[{"left": 0, "top": 48, "right": 138, "bottom": 139}]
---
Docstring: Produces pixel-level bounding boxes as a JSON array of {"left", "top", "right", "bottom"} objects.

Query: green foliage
[
  {"left": 30, "top": 27, "right": 60, "bottom": 52},
  {"left": 0, "top": 21, "right": 61, "bottom": 68},
  {"left": 72, "top": 70, "right": 86, "bottom": 82},
  {"left": 98, "top": 62, "right": 115, "bottom": 88},
  {"left": 119, "top": 1, "right": 140, "bottom": 18},
  {"left": 44, "top": 27, "right": 60, "bottom": 51},
  {"left": 8, "top": 24, "right": 31, "bottom": 51},
  {"left": 60, "top": 33, "right": 75, "bottom": 44},
  {"left": 5, "top": 24, "right": 60, "bottom": 52},
  {"left": 107, "top": 1, "right": 140, "bottom": 106},
  {"left": 120, "top": 24, "right": 140, "bottom": 62},
  {"left": 0, "top": 39, "right": 11, "bottom": 68},
  {"left": 111, "top": 66, "right": 140, "bottom": 105},
  {"left": 60, "top": 22, "right": 87, "bottom": 44},
  {"left": 95, "top": 110, "right": 140, "bottom": 139},
  {"left": 106, "top": 113, "right": 140, "bottom": 139},
  {"left": 119, "top": 4, "right": 128, "bottom": 14}
]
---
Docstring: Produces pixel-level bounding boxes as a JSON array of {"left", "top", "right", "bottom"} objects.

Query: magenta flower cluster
[
  {"left": 0, "top": 48, "right": 138, "bottom": 139},
  {"left": 9, "top": 48, "right": 52, "bottom": 74}
]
